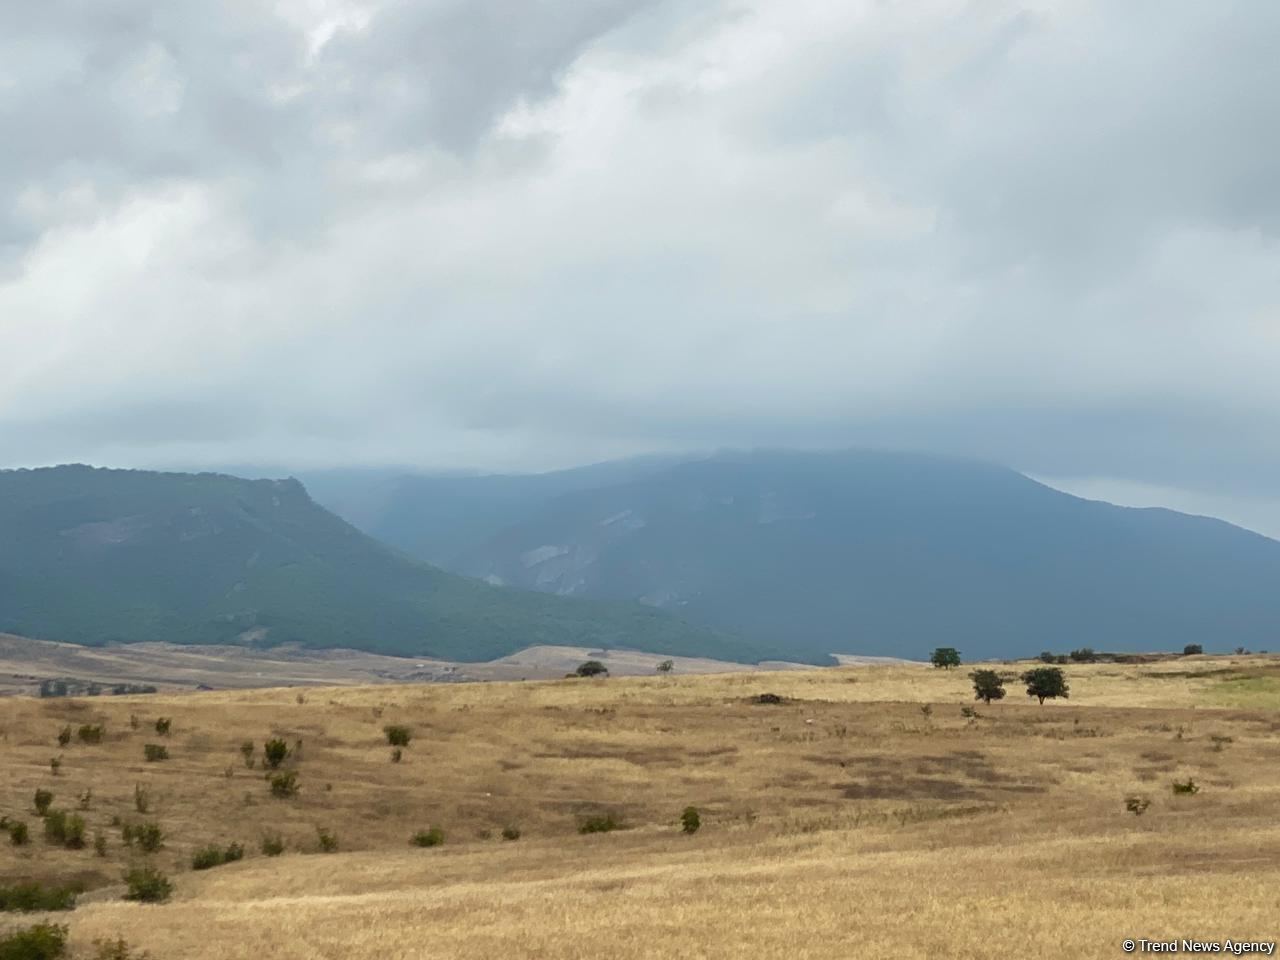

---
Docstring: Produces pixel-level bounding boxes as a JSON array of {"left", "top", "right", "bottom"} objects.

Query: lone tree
[
  {"left": 656, "top": 660, "right": 674, "bottom": 675},
  {"left": 930, "top": 647, "right": 961, "bottom": 670},
  {"left": 1183, "top": 644, "right": 1203, "bottom": 656},
  {"left": 576, "top": 661, "right": 608, "bottom": 678},
  {"left": 1021, "top": 666, "right": 1069, "bottom": 704},
  {"left": 969, "top": 669, "right": 1006, "bottom": 704}
]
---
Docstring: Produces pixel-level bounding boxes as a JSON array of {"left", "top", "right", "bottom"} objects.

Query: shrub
[
  {"left": 49, "top": 757, "right": 62, "bottom": 776},
  {"left": 124, "top": 821, "right": 164, "bottom": 853},
  {"left": 1038, "top": 651, "right": 1057, "bottom": 664},
  {"left": 680, "top": 806, "right": 701, "bottom": 834},
  {"left": 91, "top": 937, "right": 152, "bottom": 960},
  {"left": 0, "top": 882, "right": 78, "bottom": 912},
  {"left": 753, "top": 693, "right": 784, "bottom": 705},
  {"left": 576, "top": 660, "right": 608, "bottom": 678},
  {"left": 970, "top": 669, "right": 1006, "bottom": 704},
  {"left": 1068, "top": 648, "right": 1096, "bottom": 663},
  {"left": 143, "top": 744, "right": 169, "bottom": 762},
  {"left": 959, "top": 705, "right": 979, "bottom": 720},
  {"left": 411, "top": 827, "right": 445, "bottom": 848},
  {"left": 122, "top": 866, "right": 172, "bottom": 903},
  {"left": 7, "top": 821, "right": 29, "bottom": 846},
  {"left": 42, "top": 811, "right": 85, "bottom": 849},
  {"left": 1125, "top": 795, "right": 1151, "bottom": 816},
  {"left": 133, "top": 784, "right": 150, "bottom": 814},
  {"left": 93, "top": 831, "right": 107, "bottom": 857},
  {"left": 384, "top": 725, "right": 412, "bottom": 747},
  {"left": 78, "top": 789, "right": 93, "bottom": 811},
  {"left": 269, "top": 771, "right": 299, "bottom": 799},
  {"left": 153, "top": 718, "right": 171, "bottom": 737},
  {"left": 56, "top": 726, "right": 72, "bottom": 748},
  {"left": 656, "top": 659, "right": 674, "bottom": 674},
  {"left": 33, "top": 789, "right": 54, "bottom": 816},
  {"left": 929, "top": 647, "right": 961, "bottom": 670},
  {"left": 315, "top": 827, "right": 338, "bottom": 853},
  {"left": 0, "top": 923, "right": 68, "bottom": 960},
  {"left": 501, "top": 826, "right": 521, "bottom": 841},
  {"left": 1172, "top": 779, "right": 1200, "bottom": 795},
  {"left": 192, "top": 842, "right": 245, "bottom": 871},
  {"left": 260, "top": 833, "right": 285, "bottom": 857},
  {"left": 77, "top": 724, "right": 105, "bottom": 745},
  {"left": 578, "top": 813, "right": 622, "bottom": 834},
  {"left": 239, "top": 741, "right": 255, "bottom": 768},
  {"left": 1183, "top": 644, "right": 1203, "bottom": 656},
  {"left": 263, "top": 738, "right": 290, "bottom": 769},
  {"left": 390, "top": 748, "right": 403, "bottom": 763},
  {"left": 1021, "top": 667, "right": 1069, "bottom": 704}
]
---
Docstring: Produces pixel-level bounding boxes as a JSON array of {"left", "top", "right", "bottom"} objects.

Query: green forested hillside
[{"left": 0, "top": 465, "right": 756, "bottom": 662}]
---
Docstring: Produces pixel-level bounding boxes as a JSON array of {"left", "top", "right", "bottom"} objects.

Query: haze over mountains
[{"left": 304, "top": 449, "right": 1280, "bottom": 661}]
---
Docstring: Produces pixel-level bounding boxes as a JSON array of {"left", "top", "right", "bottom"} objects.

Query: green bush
[
  {"left": 154, "top": 718, "right": 171, "bottom": 737},
  {"left": 7, "top": 821, "right": 29, "bottom": 846},
  {"left": 133, "top": 784, "right": 150, "bottom": 814},
  {"left": 263, "top": 738, "right": 290, "bottom": 769},
  {"left": 680, "top": 806, "right": 701, "bottom": 834},
  {"left": 0, "top": 923, "right": 68, "bottom": 960},
  {"left": 929, "top": 647, "right": 961, "bottom": 670},
  {"left": 143, "top": 743, "right": 169, "bottom": 762},
  {"left": 90, "top": 937, "right": 151, "bottom": 960},
  {"left": 93, "top": 831, "right": 107, "bottom": 857},
  {"left": 269, "top": 771, "right": 299, "bottom": 798},
  {"left": 384, "top": 725, "right": 411, "bottom": 747},
  {"left": 501, "top": 826, "right": 521, "bottom": 841},
  {"left": 1038, "top": 651, "right": 1057, "bottom": 664},
  {"left": 191, "top": 841, "right": 245, "bottom": 871},
  {"left": 315, "top": 828, "right": 338, "bottom": 853},
  {"left": 56, "top": 726, "right": 72, "bottom": 748},
  {"left": 260, "top": 833, "right": 285, "bottom": 857},
  {"left": 77, "top": 724, "right": 105, "bottom": 744},
  {"left": 1172, "top": 779, "right": 1200, "bottom": 795},
  {"left": 1125, "top": 795, "right": 1151, "bottom": 816},
  {"left": 122, "top": 821, "right": 164, "bottom": 853},
  {"left": 575, "top": 660, "right": 608, "bottom": 678},
  {"left": 411, "top": 827, "right": 445, "bottom": 848},
  {"left": 578, "top": 813, "right": 622, "bottom": 834},
  {"left": 1183, "top": 644, "right": 1203, "bottom": 656},
  {"left": 0, "top": 882, "right": 78, "bottom": 912},
  {"left": 42, "top": 811, "right": 85, "bottom": 849},
  {"left": 33, "top": 789, "right": 54, "bottom": 816},
  {"left": 122, "top": 866, "right": 172, "bottom": 904},
  {"left": 1068, "top": 648, "right": 1096, "bottom": 663}
]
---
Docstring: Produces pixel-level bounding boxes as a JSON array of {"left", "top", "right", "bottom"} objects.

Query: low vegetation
[
  {"left": 0, "top": 923, "right": 67, "bottom": 960},
  {"left": 410, "top": 827, "right": 444, "bottom": 848},
  {"left": 122, "top": 866, "right": 172, "bottom": 904},
  {"left": 191, "top": 841, "right": 245, "bottom": 870},
  {"left": 0, "top": 882, "right": 78, "bottom": 913}
]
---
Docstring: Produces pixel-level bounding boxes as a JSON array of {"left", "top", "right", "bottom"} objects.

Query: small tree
[
  {"left": 154, "top": 718, "right": 171, "bottom": 737},
  {"left": 930, "top": 648, "right": 961, "bottom": 670},
  {"left": 1038, "top": 651, "right": 1057, "bottom": 664},
  {"left": 1068, "top": 648, "right": 1096, "bottom": 663},
  {"left": 1183, "top": 644, "right": 1203, "bottom": 656},
  {"left": 239, "top": 741, "right": 255, "bottom": 768},
  {"left": 656, "top": 660, "right": 674, "bottom": 675},
  {"left": 969, "top": 669, "right": 1006, "bottom": 704},
  {"left": 576, "top": 660, "right": 608, "bottom": 678},
  {"left": 122, "top": 866, "right": 171, "bottom": 903},
  {"left": 33, "top": 789, "right": 54, "bottom": 816},
  {"left": 1021, "top": 667, "right": 1069, "bottom": 704},
  {"left": 384, "top": 725, "right": 411, "bottom": 747},
  {"left": 263, "top": 738, "right": 290, "bottom": 769},
  {"left": 680, "top": 806, "right": 701, "bottom": 835},
  {"left": 315, "top": 827, "right": 338, "bottom": 853}
]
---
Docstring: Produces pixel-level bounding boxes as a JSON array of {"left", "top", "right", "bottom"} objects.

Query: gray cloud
[{"left": 2, "top": 0, "right": 1279, "bottom": 529}]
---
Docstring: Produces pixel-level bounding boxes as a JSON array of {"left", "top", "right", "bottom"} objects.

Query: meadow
[{"left": 2, "top": 655, "right": 1279, "bottom": 958}]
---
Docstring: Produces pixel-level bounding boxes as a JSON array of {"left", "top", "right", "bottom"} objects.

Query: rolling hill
[
  {"left": 0, "top": 465, "right": 756, "bottom": 662},
  {"left": 307, "top": 450, "right": 1280, "bottom": 660}
]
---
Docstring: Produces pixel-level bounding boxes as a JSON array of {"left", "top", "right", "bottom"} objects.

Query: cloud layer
[{"left": 3, "top": 1, "right": 1278, "bottom": 514}]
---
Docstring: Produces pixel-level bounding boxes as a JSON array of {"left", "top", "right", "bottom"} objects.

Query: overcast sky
[{"left": 2, "top": 1, "right": 1279, "bottom": 533}]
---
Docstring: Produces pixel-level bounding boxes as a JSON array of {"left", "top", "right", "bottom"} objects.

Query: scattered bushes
[
  {"left": 269, "top": 771, "right": 299, "bottom": 799},
  {"left": 192, "top": 842, "right": 245, "bottom": 870},
  {"left": 262, "top": 738, "right": 290, "bottom": 769},
  {"left": 578, "top": 813, "right": 623, "bottom": 835},
  {"left": 143, "top": 744, "right": 169, "bottom": 762},
  {"left": 411, "top": 827, "right": 445, "bottom": 848},
  {"left": 384, "top": 725, "right": 411, "bottom": 747},
  {"left": 0, "top": 923, "right": 68, "bottom": 960},
  {"left": 0, "top": 882, "right": 78, "bottom": 913},
  {"left": 33, "top": 789, "right": 54, "bottom": 816},
  {"left": 260, "top": 833, "right": 285, "bottom": 857},
  {"left": 1172, "top": 779, "right": 1200, "bottom": 796},
  {"left": 680, "top": 806, "right": 701, "bottom": 834},
  {"left": 122, "top": 866, "right": 172, "bottom": 904}
]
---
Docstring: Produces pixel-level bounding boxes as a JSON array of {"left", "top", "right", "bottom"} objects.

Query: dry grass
[{"left": 3, "top": 656, "right": 1279, "bottom": 958}]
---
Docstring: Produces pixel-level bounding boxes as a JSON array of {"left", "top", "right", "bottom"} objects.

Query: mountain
[
  {"left": 0, "top": 465, "right": 758, "bottom": 662},
  {"left": 308, "top": 449, "right": 1280, "bottom": 660}
]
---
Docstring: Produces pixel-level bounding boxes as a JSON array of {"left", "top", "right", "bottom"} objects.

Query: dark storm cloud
[{"left": 1, "top": 0, "right": 1278, "bottom": 530}]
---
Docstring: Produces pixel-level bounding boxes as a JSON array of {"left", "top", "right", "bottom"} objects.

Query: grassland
[{"left": 3, "top": 656, "right": 1279, "bottom": 958}]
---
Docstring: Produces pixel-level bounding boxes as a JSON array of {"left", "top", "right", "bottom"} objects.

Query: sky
[{"left": 2, "top": 1, "right": 1279, "bottom": 535}]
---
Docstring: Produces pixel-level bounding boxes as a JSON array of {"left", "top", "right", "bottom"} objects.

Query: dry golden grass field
[{"left": 3, "top": 655, "right": 1280, "bottom": 958}]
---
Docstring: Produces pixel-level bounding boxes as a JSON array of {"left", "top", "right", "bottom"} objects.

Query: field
[{"left": 2, "top": 655, "right": 1279, "bottom": 958}]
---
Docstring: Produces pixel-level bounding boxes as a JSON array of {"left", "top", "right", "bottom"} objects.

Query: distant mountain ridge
[
  {"left": 0, "top": 465, "right": 755, "bottom": 662},
  {"left": 305, "top": 449, "right": 1280, "bottom": 660}
]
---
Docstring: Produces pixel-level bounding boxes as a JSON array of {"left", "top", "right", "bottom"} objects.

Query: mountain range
[{"left": 303, "top": 449, "right": 1280, "bottom": 660}]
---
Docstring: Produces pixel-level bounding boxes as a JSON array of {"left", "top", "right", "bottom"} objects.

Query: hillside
[
  {"left": 0, "top": 466, "right": 753, "bottom": 662},
  {"left": 1, "top": 657, "right": 1277, "bottom": 958},
  {"left": 309, "top": 450, "right": 1280, "bottom": 661}
]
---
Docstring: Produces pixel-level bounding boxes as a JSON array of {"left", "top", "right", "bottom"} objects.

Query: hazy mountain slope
[
  {"left": 321, "top": 450, "right": 1280, "bottom": 660},
  {"left": 0, "top": 465, "right": 760, "bottom": 662}
]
